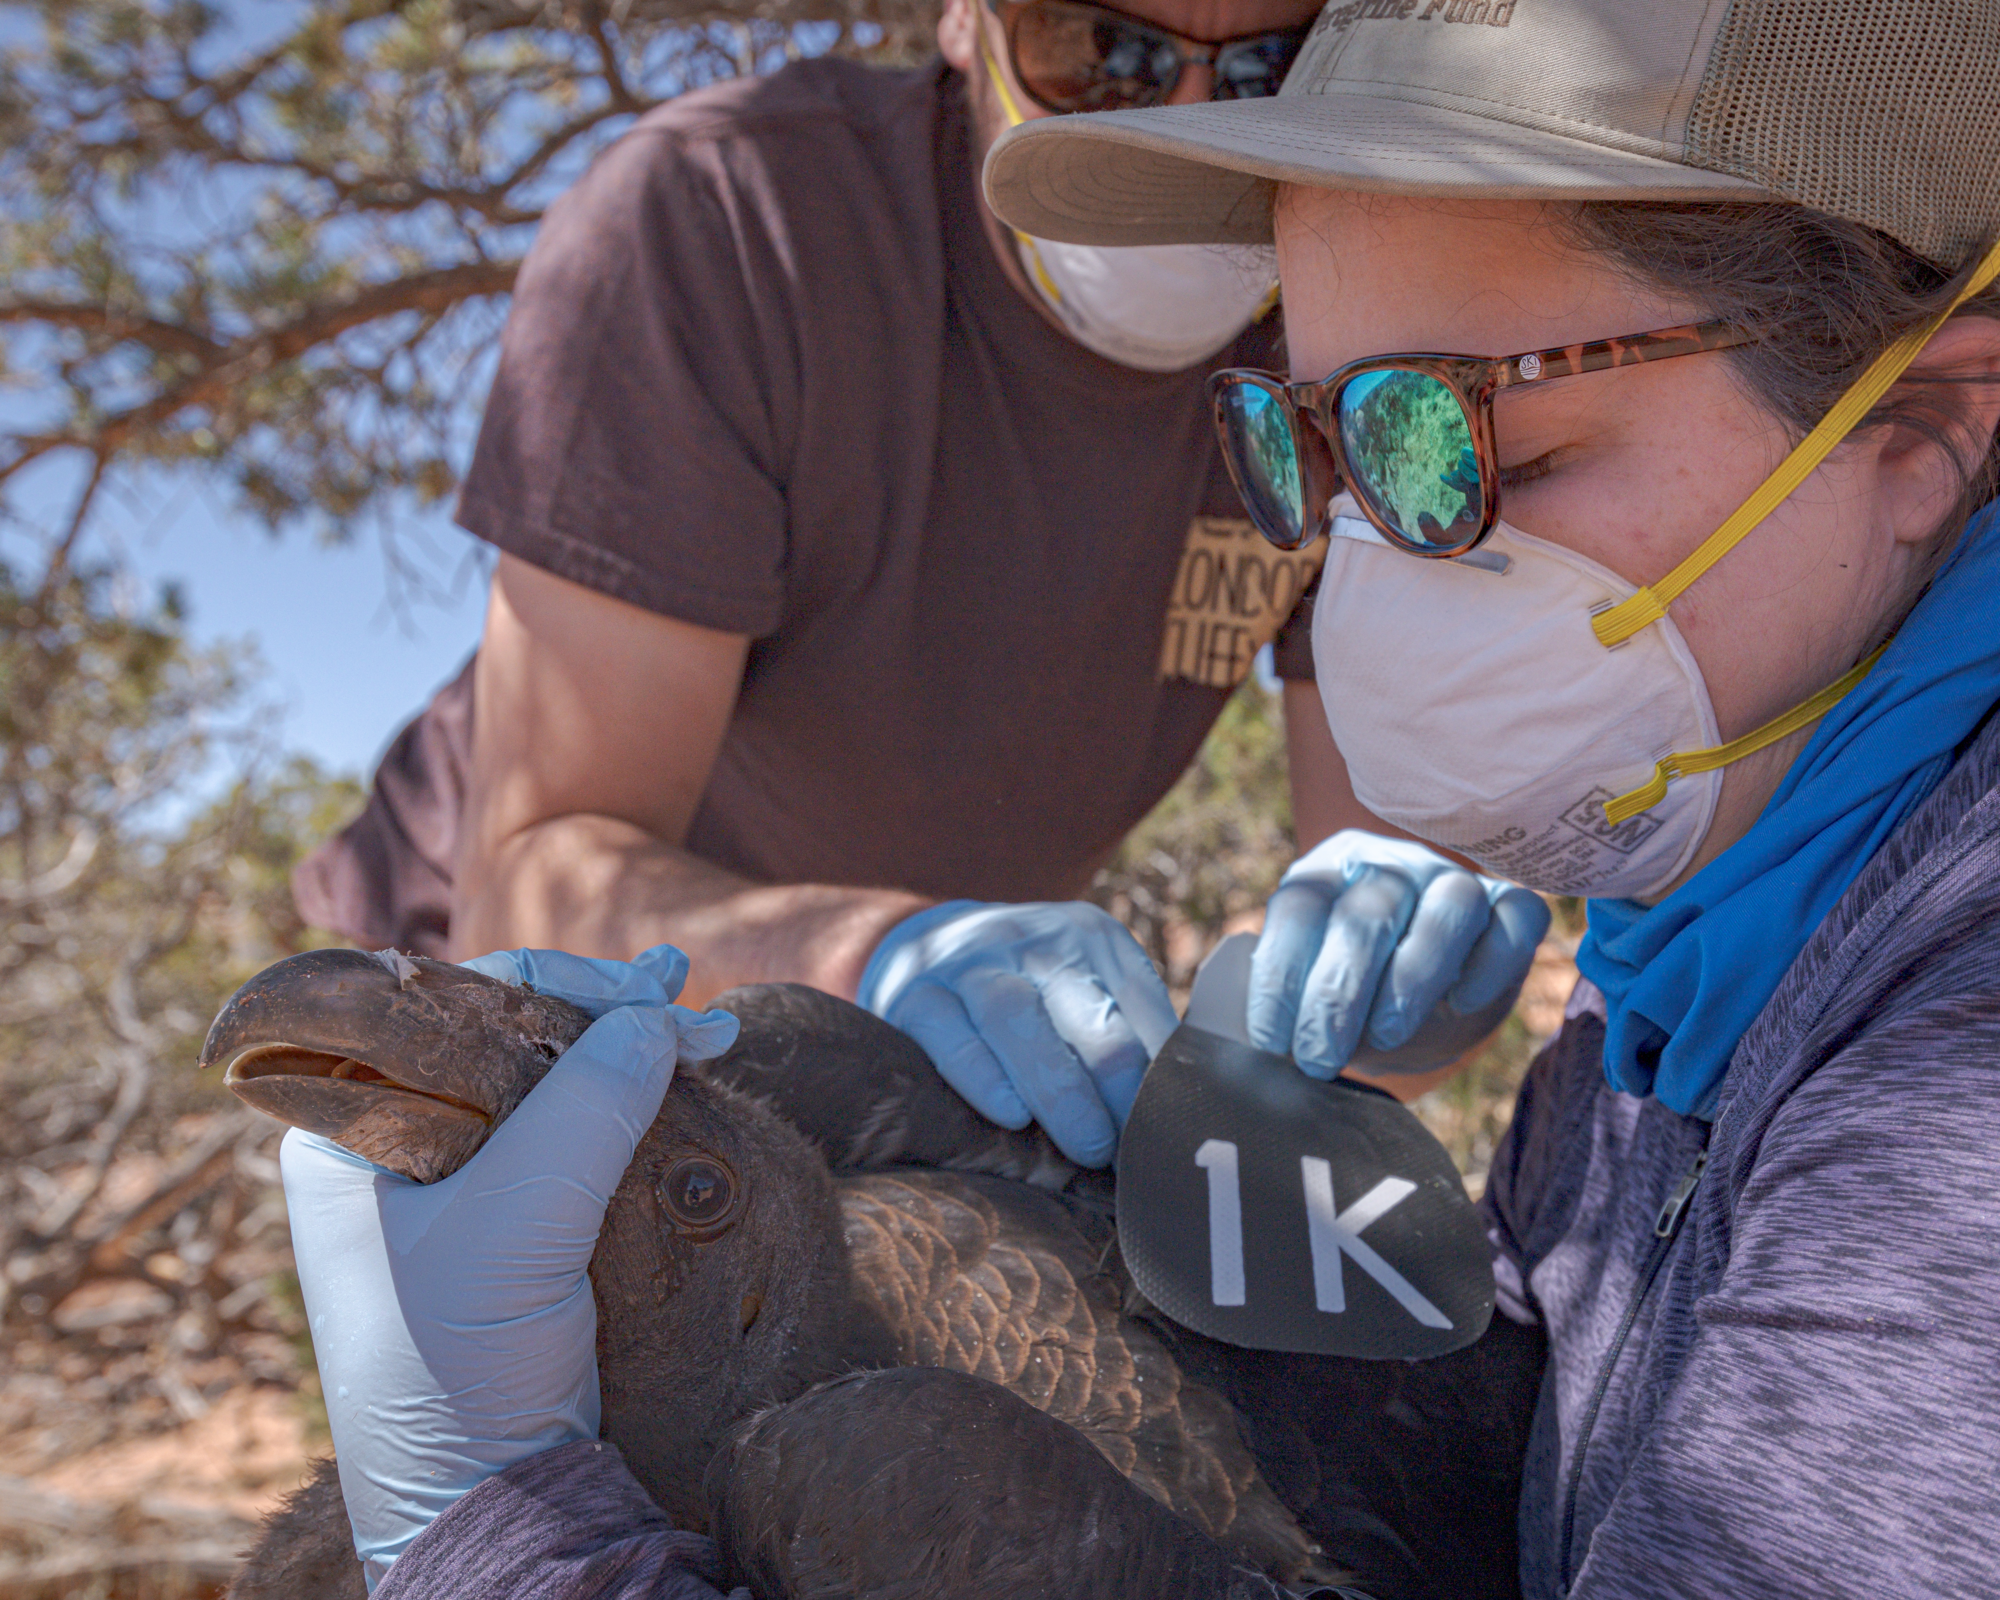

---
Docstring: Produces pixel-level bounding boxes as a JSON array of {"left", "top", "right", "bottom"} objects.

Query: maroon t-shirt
[{"left": 295, "top": 58, "right": 1322, "bottom": 954}]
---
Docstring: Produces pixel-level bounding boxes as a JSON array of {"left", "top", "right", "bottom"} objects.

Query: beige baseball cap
[{"left": 983, "top": 0, "right": 2000, "bottom": 269}]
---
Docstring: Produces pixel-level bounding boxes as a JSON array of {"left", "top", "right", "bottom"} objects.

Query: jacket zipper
[{"left": 1556, "top": 1140, "right": 1710, "bottom": 1595}]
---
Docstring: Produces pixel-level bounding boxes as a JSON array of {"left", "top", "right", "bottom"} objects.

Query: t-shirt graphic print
[{"left": 1161, "top": 517, "right": 1327, "bottom": 688}]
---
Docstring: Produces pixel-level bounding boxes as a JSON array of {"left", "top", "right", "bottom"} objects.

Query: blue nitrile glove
[
  {"left": 281, "top": 944, "right": 739, "bottom": 1587},
  {"left": 857, "top": 901, "right": 1178, "bottom": 1168},
  {"left": 1249, "top": 831, "right": 1549, "bottom": 1079}
]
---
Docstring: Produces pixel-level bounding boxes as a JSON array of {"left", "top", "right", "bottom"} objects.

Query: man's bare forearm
[{"left": 448, "top": 813, "right": 932, "bottom": 1007}]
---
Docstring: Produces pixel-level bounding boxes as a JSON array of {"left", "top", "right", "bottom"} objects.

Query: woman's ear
[
  {"left": 937, "top": 0, "right": 978, "bottom": 72},
  {"left": 1876, "top": 314, "right": 2000, "bottom": 547}
]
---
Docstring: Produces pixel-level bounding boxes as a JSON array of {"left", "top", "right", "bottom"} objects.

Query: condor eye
[{"left": 660, "top": 1155, "right": 739, "bottom": 1237}]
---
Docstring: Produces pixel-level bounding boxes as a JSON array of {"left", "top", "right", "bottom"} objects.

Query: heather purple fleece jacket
[
  {"left": 373, "top": 1439, "right": 742, "bottom": 1600},
  {"left": 1490, "top": 709, "right": 2000, "bottom": 1599},
  {"left": 379, "top": 715, "right": 2000, "bottom": 1600}
]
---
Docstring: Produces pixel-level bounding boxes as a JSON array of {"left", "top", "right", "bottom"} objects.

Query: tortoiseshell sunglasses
[{"left": 1210, "top": 320, "right": 1752, "bottom": 557}]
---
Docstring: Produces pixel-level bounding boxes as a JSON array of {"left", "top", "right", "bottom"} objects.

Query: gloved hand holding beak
[{"left": 280, "top": 944, "right": 738, "bottom": 1587}]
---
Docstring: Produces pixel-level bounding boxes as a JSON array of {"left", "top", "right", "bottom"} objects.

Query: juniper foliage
[{"left": 0, "top": 0, "right": 931, "bottom": 554}]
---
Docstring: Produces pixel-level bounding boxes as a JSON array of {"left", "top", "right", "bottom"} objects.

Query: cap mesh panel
[{"left": 1685, "top": 0, "right": 2000, "bottom": 269}]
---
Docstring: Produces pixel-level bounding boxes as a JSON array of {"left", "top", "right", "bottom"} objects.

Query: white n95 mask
[
  {"left": 1311, "top": 503, "right": 1723, "bottom": 901},
  {"left": 1012, "top": 234, "right": 1278, "bottom": 373},
  {"left": 977, "top": 27, "right": 1274, "bottom": 372}
]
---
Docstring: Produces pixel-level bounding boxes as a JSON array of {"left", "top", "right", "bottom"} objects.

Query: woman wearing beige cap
[{"left": 985, "top": 0, "right": 2000, "bottom": 1594}]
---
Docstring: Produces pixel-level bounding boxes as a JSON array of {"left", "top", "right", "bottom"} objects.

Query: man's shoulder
[
  {"left": 623, "top": 56, "right": 943, "bottom": 163},
  {"left": 523, "top": 55, "right": 949, "bottom": 290}
]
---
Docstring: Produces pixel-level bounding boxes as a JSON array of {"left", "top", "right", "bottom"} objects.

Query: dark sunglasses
[
  {"left": 1211, "top": 321, "right": 1755, "bottom": 557},
  {"left": 988, "top": 0, "right": 1311, "bottom": 114}
]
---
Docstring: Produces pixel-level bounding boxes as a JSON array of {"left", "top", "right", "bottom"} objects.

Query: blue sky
[
  {"left": 5, "top": 451, "right": 491, "bottom": 780},
  {"left": 101, "top": 480, "right": 490, "bottom": 779}
]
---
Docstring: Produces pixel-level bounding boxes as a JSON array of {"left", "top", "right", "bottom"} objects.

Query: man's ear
[
  {"left": 938, "top": 0, "right": 979, "bottom": 73},
  {"left": 1877, "top": 314, "right": 2000, "bottom": 547}
]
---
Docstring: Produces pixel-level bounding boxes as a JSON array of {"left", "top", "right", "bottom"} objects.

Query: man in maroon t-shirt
[{"left": 299, "top": 0, "right": 1543, "bottom": 1167}]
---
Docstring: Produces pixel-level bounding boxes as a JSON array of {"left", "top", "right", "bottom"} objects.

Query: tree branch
[
  {"left": 39, "top": 451, "right": 109, "bottom": 595},
  {"left": 2, "top": 258, "right": 522, "bottom": 477},
  {"left": 0, "top": 301, "right": 221, "bottom": 362},
  {"left": 585, "top": 9, "right": 643, "bottom": 112}
]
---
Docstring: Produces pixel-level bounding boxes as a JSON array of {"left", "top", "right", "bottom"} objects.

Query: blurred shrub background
[
  {"left": 0, "top": 554, "right": 361, "bottom": 1595},
  {"left": 0, "top": 1, "right": 1576, "bottom": 1593}
]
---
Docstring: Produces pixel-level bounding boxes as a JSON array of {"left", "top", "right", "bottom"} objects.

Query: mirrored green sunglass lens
[
  {"left": 1336, "top": 369, "right": 1480, "bottom": 548},
  {"left": 1222, "top": 385, "right": 1306, "bottom": 546}
]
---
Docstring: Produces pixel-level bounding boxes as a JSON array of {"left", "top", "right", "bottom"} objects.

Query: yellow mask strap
[
  {"left": 978, "top": 14, "right": 1031, "bottom": 129},
  {"left": 1602, "top": 641, "right": 1890, "bottom": 826},
  {"left": 1592, "top": 234, "right": 2000, "bottom": 651},
  {"left": 976, "top": 24, "right": 1281, "bottom": 327},
  {"left": 975, "top": 19, "right": 1072, "bottom": 308}
]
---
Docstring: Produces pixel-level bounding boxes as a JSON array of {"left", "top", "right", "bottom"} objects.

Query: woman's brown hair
[{"left": 1556, "top": 202, "right": 2000, "bottom": 542}]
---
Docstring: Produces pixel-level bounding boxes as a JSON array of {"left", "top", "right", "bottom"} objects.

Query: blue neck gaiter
[{"left": 1576, "top": 499, "right": 2000, "bottom": 1119}]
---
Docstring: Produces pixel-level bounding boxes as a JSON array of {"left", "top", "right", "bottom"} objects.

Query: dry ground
[{"left": 0, "top": 1387, "right": 316, "bottom": 1599}]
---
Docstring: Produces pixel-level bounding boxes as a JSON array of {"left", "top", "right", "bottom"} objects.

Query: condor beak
[{"left": 199, "top": 947, "right": 592, "bottom": 1182}]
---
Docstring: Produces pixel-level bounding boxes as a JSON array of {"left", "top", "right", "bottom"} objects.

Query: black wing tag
[{"left": 1116, "top": 993, "right": 1494, "bottom": 1359}]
